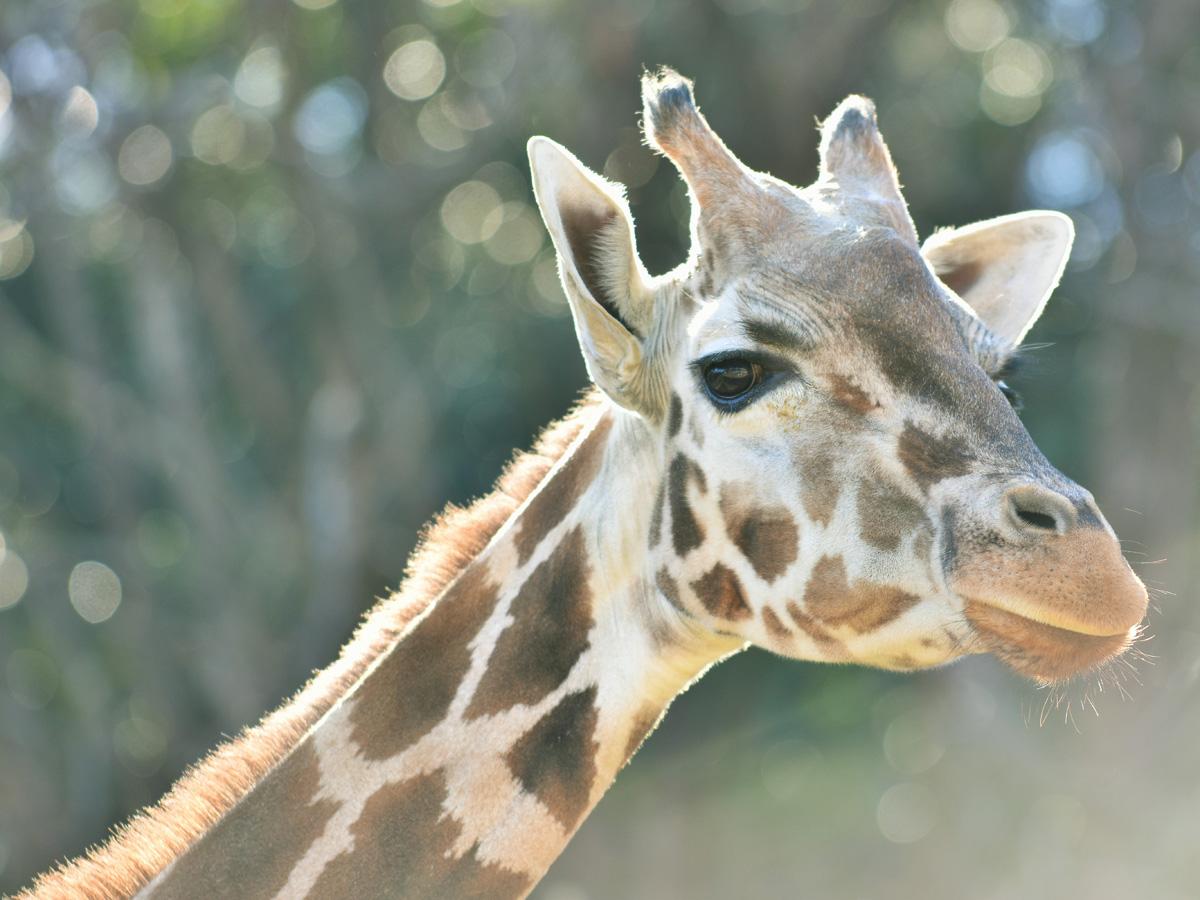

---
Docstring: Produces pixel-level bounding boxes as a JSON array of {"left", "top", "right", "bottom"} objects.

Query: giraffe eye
[
  {"left": 997, "top": 380, "right": 1023, "bottom": 411},
  {"left": 703, "top": 359, "right": 763, "bottom": 400}
]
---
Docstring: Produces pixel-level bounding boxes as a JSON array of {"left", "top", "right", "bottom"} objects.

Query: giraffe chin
[{"left": 963, "top": 599, "right": 1135, "bottom": 683}]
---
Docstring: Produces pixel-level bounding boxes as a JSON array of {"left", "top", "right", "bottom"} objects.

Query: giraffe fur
[{"left": 20, "top": 67, "right": 1149, "bottom": 899}]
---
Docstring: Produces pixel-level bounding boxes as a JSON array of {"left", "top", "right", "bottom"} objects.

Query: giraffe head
[{"left": 527, "top": 69, "right": 1147, "bottom": 683}]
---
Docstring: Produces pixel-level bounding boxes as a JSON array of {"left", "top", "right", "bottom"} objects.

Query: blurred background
[{"left": 0, "top": 0, "right": 1197, "bottom": 896}]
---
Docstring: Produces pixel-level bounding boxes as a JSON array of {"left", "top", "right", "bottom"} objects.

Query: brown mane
[{"left": 22, "top": 390, "right": 606, "bottom": 900}]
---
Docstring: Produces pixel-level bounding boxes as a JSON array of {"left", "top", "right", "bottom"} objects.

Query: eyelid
[
  {"left": 690, "top": 347, "right": 794, "bottom": 374},
  {"left": 692, "top": 349, "right": 804, "bottom": 415}
]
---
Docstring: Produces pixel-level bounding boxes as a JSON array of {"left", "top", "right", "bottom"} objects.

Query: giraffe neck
[{"left": 144, "top": 400, "right": 739, "bottom": 899}]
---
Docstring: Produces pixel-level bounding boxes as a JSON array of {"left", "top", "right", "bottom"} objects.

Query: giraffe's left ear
[
  {"left": 528, "top": 136, "right": 664, "bottom": 417},
  {"left": 922, "top": 211, "right": 1074, "bottom": 348}
]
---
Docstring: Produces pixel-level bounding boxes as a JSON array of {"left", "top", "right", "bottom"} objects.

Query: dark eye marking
[
  {"left": 692, "top": 349, "right": 795, "bottom": 413},
  {"left": 741, "top": 317, "right": 816, "bottom": 354},
  {"left": 996, "top": 380, "right": 1023, "bottom": 411},
  {"left": 992, "top": 353, "right": 1024, "bottom": 411}
]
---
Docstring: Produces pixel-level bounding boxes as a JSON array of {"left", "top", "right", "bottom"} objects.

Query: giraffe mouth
[{"left": 963, "top": 600, "right": 1135, "bottom": 682}]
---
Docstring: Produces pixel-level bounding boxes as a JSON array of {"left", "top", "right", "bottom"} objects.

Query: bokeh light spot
[
  {"left": 68, "top": 561, "right": 122, "bottom": 624},
  {"left": 294, "top": 78, "right": 368, "bottom": 155},
  {"left": 877, "top": 782, "right": 938, "bottom": 843},
  {"left": 191, "top": 105, "right": 246, "bottom": 165},
  {"left": 384, "top": 39, "right": 446, "bottom": 101},
  {"left": 0, "top": 219, "right": 34, "bottom": 281},
  {"left": 417, "top": 94, "right": 469, "bottom": 151},
  {"left": 441, "top": 180, "right": 503, "bottom": 243},
  {"left": 984, "top": 38, "right": 1052, "bottom": 99},
  {"left": 7, "top": 34, "right": 84, "bottom": 95},
  {"left": 0, "top": 69, "right": 11, "bottom": 119},
  {"left": 88, "top": 204, "right": 145, "bottom": 262},
  {"left": 113, "top": 709, "right": 169, "bottom": 776},
  {"left": 58, "top": 85, "right": 98, "bottom": 138},
  {"left": 118, "top": 125, "right": 173, "bottom": 186},
  {"left": 979, "top": 83, "right": 1041, "bottom": 126},
  {"left": 882, "top": 713, "right": 945, "bottom": 775},
  {"left": 604, "top": 138, "right": 660, "bottom": 189},
  {"left": 51, "top": 145, "right": 117, "bottom": 213},
  {"left": 1046, "top": 0, "right": 1107, "bottom": 45},
  {"left": 484, "top": 202, "right": 544, "bottom": 265},
  {"left": 944, "top": 0, "right": 1011, "bottom": 52},
  {"left": 1026, "top": 132, "right": 1105, "bottom": 207},
  {"left": 0, "top": 545, "right": 29, "bottom": 610},
  {"left": 234, "top": 45, "right": 287, "bottom": 110}
]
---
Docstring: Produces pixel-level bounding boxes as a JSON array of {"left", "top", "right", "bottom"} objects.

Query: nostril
[
  {"left": 1013, "top": 507, "right": 1058, "bottom": 531},
  {"left": 1004, "top": 485, "right": 1076, "bottom": 536}
]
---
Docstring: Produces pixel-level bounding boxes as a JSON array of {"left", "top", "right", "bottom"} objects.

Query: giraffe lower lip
[{"left": 963, "top": 600, "right": 1133, "bottom": 681}]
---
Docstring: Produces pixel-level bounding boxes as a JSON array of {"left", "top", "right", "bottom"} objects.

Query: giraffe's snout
[{"left": 943, "top": 480, "right": 1148, "bottom": 681}]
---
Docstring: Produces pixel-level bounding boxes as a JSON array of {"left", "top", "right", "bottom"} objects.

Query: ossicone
[
  {"left": 640, "top": 67, "right": 756, "bottom": 209},
  {"left": 817, "top": 94, "right": 916, "bottom": 242}
]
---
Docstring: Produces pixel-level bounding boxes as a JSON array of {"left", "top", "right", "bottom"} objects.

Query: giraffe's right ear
[{"left": 527, "top": 137, "right": 662, "bottom": 417}]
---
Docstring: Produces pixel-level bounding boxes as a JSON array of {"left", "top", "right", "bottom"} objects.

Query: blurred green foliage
[{"left": 0, "top": 0, "right": 1197, "bottom": 896}]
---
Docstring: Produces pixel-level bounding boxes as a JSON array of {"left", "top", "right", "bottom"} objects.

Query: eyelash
[{"left": 692, "top": 350, "right": 794, "bottom": 414}]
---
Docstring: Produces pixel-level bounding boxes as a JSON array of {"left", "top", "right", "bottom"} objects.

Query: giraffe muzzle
[{"left": 945, "top": 486, "right": 1148, "bottom": 680}]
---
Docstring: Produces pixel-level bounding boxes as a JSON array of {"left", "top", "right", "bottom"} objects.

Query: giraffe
[{"left": 23, "top": 68, "right": 1148, "bottom": 899}]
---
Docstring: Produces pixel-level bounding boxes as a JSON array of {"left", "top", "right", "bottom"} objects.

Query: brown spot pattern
[
  {"left": 856, "top": 478, "right": 928, "bottom": 552},
  {"left": 803, "top": 555, "right": 920, "bottom": 633},
  {"left": 350, "top": 561, "right": 498, "bottom": 761},
  {"left": 655, "top": 567, "right": 686, "bottom": 614},
  {"left": 648, "top": 478, "right": 665, "bottom": 548},
  {"left": 761, "top": 606, "right": 791, "bottom": 640},
  {"left": 800, "top": 450, "right": 839, "bottom": 526},
  {"left": 828, "top": 373, "right": 877, "bottom": 415},
  {"left": 668, "top": 453, "right": 707, "bottom": 556},
  {"left": 622, "top": 705, "right": 663, "bottom": 764},
  {"left": 467, "top": 527, "right": 594, "bottom": 718},
  {"left": 719, "top": 483, "right": 799, "bottom": 583},
  {"left": 152, "top": 742, "right": 337, "bottom": 900},
  {"left": 505, "top": 686, "right": 599, "bottom": 833},
  {"left": 897, "top": 421, "right": 973, "bottom": 490},
  {"left": 307, "top": 770, "right": 529, "bottom": 899},
  {"left": 667, "top": 393, "right": 683, "bottom": 437},
  {"left": 786, "top": 601, "right": 845, "bottom": 653},
  {"left": 690, "top": 563, "right": 751, "bottom": 621},
  {"left": 513, "top": 414, "right": 613, "bottom": 565},
  {"left": 24, "top": 395, "right": 607, "bottom": 900}
]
